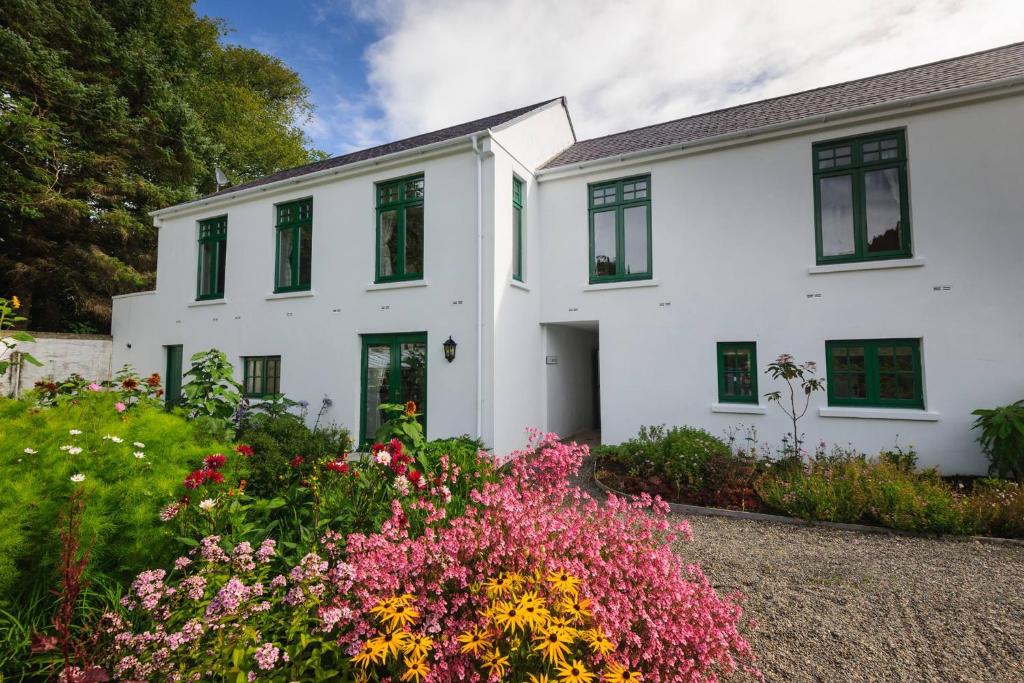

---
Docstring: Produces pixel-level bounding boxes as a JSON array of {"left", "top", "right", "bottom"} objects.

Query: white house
[{"left": 113, "top": 43, "right": 1024, "bottom": 473}]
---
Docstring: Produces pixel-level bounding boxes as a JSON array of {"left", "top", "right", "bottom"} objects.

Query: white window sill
[
  {"left": 818, "top": 407, "right": 940, "bottom": 421},
  {"left": 808, "top": 257, "right": 926, "bottom": 275},
  {"left": 188, "top": 299, "right": 227, "bottom": 308},
  {"left": 510, "top": 280, "right": 530, "bottom": 291},
  {"left": 711, "top": 403, "right": 767, "bottom": 415},
  {"left": 583, "top": 279, "right": 660, "bottom": 292},
  {"left": 265, "top": 290, "right": 315, "bottom": 301},
  {"left": 365, "top": 280, "right": 428, "bottom": 292}
]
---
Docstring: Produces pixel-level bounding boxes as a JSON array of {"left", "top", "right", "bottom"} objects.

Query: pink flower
[
  {"left": 88, "top": 383, "right": 101, "bottom": 392},
  {"left": 115, "top": 402, "right": 126, "bottom": 413}
]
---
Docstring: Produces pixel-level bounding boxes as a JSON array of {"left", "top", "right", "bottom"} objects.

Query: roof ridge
[{"left": 570, "top": 40, "right": 1024, "bottom": 147}]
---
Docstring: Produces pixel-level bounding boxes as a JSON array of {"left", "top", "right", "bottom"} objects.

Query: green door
[
  {"left": 165, "top": 345, "right": 183, "bottom": 408},
  {"left": 360, "top": 333, "right": 427, "bottom": 444}
]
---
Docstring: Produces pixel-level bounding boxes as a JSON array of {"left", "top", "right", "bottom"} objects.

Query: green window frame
[
  {"left": 588, "top": 175, "right": 652, "bottom": 283},
  {"left": 512, "top": 176, "right": 524, "bottom": 282},
  {"left": 359, "top": 332, "right": 427, "bottom": 444},
  {"left": 376, "top": 174, "right": 425, "bottom": 283},
  {"left": 196, "top": 216, "right": 227, "bottom": 300},
  {"left": 717, "top": 342, "right": 758, "bottom": 404},
  {"left": 825, "top": 339, "right": 923, "bottom": 408},
  {"left": 242, "top": 355, "right": 282, "bottom": 398},
  {"left": 813, "top": 130, "right": 911, "bottom": 265},
  {"left": 274, "top": 198, "right": 313, "bottom": 292}
]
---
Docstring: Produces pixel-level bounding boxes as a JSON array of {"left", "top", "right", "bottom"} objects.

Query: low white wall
[{"left": 1, "top": 332, "right": 113, "bottom": 397}]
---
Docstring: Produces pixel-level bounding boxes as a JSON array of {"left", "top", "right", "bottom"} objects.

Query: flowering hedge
[{"left": 101, "top": 434, "right": 757, "bottom": 682}]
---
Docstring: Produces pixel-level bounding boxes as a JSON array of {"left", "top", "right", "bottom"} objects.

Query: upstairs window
[
  {"left": 197, "top": 216, "right": 227, "bottom": 300},
  {"left": 376, "top": 175, "right": 424, "bottom": 282},
  {"left": 242, "top": 355, "right": 281, "bottom": 398},
  {"left": 513, "top": 176, "right": 524, "bottom": 282},
  {"left": 717, "top": 342, "right": 758, "bottom": 404},
  {"left": 814, "top": 130, "right": 911, "bottom": 264},
  {"left": 826, "top": 339, "right": 923, "bottom": 408},
  {"left": 275, "top": 198, "right": 313, "bottom": 292},
  {"left": 588, "top": 175, "right": 652, "bottom": 283}
]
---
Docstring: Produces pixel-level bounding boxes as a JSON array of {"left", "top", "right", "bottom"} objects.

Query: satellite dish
[{"left": 214, "top": 166, "right": 230, "bottom": 191}]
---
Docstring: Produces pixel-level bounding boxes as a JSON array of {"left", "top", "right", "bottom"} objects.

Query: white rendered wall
[
  {"left": 537, "top": 94, "right": 1024, "bottom": 474},
  {"left": 1, "top": 333, "right": 112, "bottom": 397}
]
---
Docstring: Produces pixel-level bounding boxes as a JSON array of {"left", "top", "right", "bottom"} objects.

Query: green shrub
[
  {"left": 960, "top": 479, "right": 1024, "bottom": 538},
  {"left": 180, "top": 348, "right": 243, "bottom": 424},
  {"left": 972, "top": 400, "right": 1024, "bottom": 480},
  {"left": 595, "top": 425, "right": 732, "bottom": 493},
  {"left": 0, "top": 392, "right": 233, "bottom": 601}
]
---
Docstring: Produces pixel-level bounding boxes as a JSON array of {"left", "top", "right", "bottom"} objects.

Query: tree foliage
[{"left": 0, "top": 0, "right": 325, "bottom": 331}]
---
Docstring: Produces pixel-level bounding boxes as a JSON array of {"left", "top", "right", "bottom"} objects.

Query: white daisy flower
[
  {"left": 198, "top": 499, "right": 216, "bottom": 511},
  {"left": 69, "top": 429, "right": 83, "bottom": 436},
  {"left": 23, "top": 448, "right": 37, "bottom": 454},
  {"left": 70, "top": 473, "right": 85, "bottom": 483},
  {"left": 133, "top": 442, "right": 145, "bottom": 449},
  {"left": 67, "top": 446, "right": 83, "bottom": 455},
  {"left": 59, "top": 445, "right": 72, "bottom": 451},
  {"left": 134, "top": 451, "right": 146, "bottom": 459}
]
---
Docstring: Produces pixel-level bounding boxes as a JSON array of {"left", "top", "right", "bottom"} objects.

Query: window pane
[
  {"left": 379, "top": 210, "right": 399, "bottom": 277},
  {"left": 246, "top": 358, "right": 262, "bottom": 395},
  {"left": 265, "top": 358, "right": 280, "bottom": 394},
  {"left": 215, "top": 241, "right": 226, "bottom": 294},
  {"left": 199, "top": 242, "right": 215, "bottom": 296},
  {"left": 592, "top": 210, "right": 617, "bottom": 277},
  {"left": 819, "top": 175, "right": 855, "bottom": 256},
  {"left": 277, "top": 229, "right": 294, "bottom": 287},
  {"left": 512, "top": 206, "right": 522, "bottom": 279},
  {"left": 864, "top": 168, "right": 902, "bottom": 253},
  {"left": 622, "top": 205, "right": 649, "bottom": 275},
  {"left": 405, "top": 205, "right": 424, "bottom": 275},
  {"left": 365, "top": 345, "right": 391, "bottom": 438},
  {"left": 298, "top": 224, "right": 312, "bottom": 286},
  {"left": 399, "top": 342, "right": 426, "bottom": 423}
]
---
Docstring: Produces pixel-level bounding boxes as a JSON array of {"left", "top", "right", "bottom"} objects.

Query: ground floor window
[
  {"left": 242, "top": 355, "right": 281, "bottom": 398},
  {"left": 825, "top": 338, "right": 923, "bottom": 408},
  {"left": 717, "top": 342, "right": 757, "bottom": 403},
  {"left": 361, "top": 333, "right": 427, "bottom": 443}
]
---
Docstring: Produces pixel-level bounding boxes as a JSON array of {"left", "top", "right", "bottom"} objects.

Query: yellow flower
[
  {"left": 480, "top": 648, "right": 511, "bottom": 678},
  {"left": 533, "top": 625, "right": 574, "bottom": 665},
  {"left": 560, "top": 595, "right": 593, "bottom": 623},
  {"left": 384, "top": 601, "right": 420, "bottom": 630},
  {"left": 603, "top": 662, "right": 643, "bottom": 682},
  {"left": 351, "top": 640, "right": 386, "bottom": 669},
  {"left": 556, "top": 658, "right": 596, "bottom": 683},
  {"left": 10, "top": 296, "right": 20, "bottom": 310},
  {"left": 483, "top": 573, "right": 514, "bottom": 598},
  {"left": 528, "top": 675, "right": 553, "bottom": 683},
  {"left": 457, "top": 627, "right": 492, "bottom": 655},
  {"left": 354, "top": 671, "right": 369, "bottom": 683},
  {"left": 403, "top": 633, "right": 433, "bottom": 661},
  {"left": 369, "top": 629, "right": 410, "bottom": 660},
  {"left": 517, "top": 590, "right": 551, "bottom": 629},
  {"left": 584, "top": 629, "right": 615, "bottom": 655},
  {"left": 492, "top": 600, "right": 527, "bottom": 635},
  {"left": 400, "top": 655, "right": 430, "bottom": 682},
  {"left": 547, "top": 569, "right": 581, "bottom": 596}
]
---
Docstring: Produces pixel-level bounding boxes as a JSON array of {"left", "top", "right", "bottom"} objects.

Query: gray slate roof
[
  {"left": 206, "top": 97, "right": 563, "bottom": 199},
  {"left": 541, "top": 41, "right": 1024, "bottom": 170}
]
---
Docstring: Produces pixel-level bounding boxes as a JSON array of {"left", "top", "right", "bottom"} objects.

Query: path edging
[{"left": 591, "top": 469, "right": 1024, "bottom": 548}]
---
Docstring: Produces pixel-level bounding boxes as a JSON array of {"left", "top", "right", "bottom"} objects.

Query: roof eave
[{"left": 537, "top": 75, "right": 1024, "bottom": 178}]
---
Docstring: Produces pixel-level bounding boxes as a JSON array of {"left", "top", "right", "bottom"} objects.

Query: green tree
[{"left": 0, "top": 0, "right": 325, "bottom": 332}]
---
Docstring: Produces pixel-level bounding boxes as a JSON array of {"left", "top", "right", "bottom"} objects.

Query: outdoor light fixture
[{"left": 443, "top": 336, "right": 457, "bottom": 363}]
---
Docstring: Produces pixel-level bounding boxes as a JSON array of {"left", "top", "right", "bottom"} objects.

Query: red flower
[
  {"left": 404, "top": 400, "right": 417, "bottom": 416},
  {"left": 235, "top": 444, "right": 254, "bottom": 457},
  {"left": 408, "top": 470, "right": 422, "bottom": 488},
  {"left": 145, "top": 373, "right": 161, "bottom": 387},
  {"left": 205, "top": 470, "right": 225, "bottom": 485},
  {"left": 389, "top": 438, "right": 404, "bottom": 455},
  {"left": 183, "top": 470, "right": 205, "bottom": 489},
  {"left": 290, "top": 455, "right": 305, "bottom": 468},
  {"left": 204, "top": 454, "right": 227, "bottom": 470},
  {"left": 392, "top": 463, "right": 407, "bottom": 476},
  {"left": 179, "top": 495, "right": 191, "bottom": 506},
  {"left": 326, "top": 460, "right": 349, "bottom": 474}
]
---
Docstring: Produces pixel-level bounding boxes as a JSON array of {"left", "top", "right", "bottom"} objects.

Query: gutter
[
  {"left": 471, "top": 133, "right": 486, "bottom": 441},
  {"left": 537, "top": 75, "right": 1024, "bottom": 179}
]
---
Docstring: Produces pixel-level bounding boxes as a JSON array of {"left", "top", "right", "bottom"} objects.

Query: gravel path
[{"left": 570, "top": 451, "right": 1024, "bottom": 682}]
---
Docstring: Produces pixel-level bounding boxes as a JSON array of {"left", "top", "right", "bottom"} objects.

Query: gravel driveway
[{"left": 570, "top": 452, "right": 1024, "bottom": 682}]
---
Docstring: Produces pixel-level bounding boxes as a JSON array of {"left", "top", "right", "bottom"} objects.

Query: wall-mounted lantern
[{"left": 443, "top": 336, "right": 457, "bottom": 363}]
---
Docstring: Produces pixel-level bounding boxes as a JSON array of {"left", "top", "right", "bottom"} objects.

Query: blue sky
[{"left": 196, "top": 1, "right": 1024, "bottom": 158}]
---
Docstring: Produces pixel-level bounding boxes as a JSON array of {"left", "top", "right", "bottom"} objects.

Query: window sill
[
  {"left": 583, "top": 279, "right": 659, "bottom": 292},
  {"left": 265, "top": 290, "right": 315, "bottom": 301},
  {"left": 818, "top": 407, "right": 939, "bottom": 421},
  {"left": 808, "top": 257, "right": 926, "bottom": 275},
  {"left": 510, "top": 280, "right": 530, "bottom": 291},
  {"left": 188, "top": 299, "right": 227, "bottom": 308},
  {"left": 711, "top": 403, "right": 767, "bottom": 415},
  {"left": 366, "top": 280, "right": 428, "bottom": 292}
]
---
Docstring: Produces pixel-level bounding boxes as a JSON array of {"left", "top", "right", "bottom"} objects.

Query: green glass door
[
  {"left": 360, "top": 333, "right": 427, "bottom": 444},
  {"left": 165, "top": 345, "right": 183, "bottom": 408}
]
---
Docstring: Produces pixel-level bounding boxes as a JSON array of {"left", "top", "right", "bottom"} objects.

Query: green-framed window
[
  {"left": 242, "top": 355, "right": 282, "bottom": 398},
  {"left": 197, "top": 216, "right": 227, "bottom": 300},
  {"left": 274, "top": 198, "right": 312, "bottom": 292},
  {"left": 588, "top": 175, "right": 652, "bottom": 283},
  {"left": 717, "top": 342, "right": 758, "bottom": 403},
  {"left": 813, "top": 130, "right": 911, "bottom": 264},
  {"left": 825, "top": 339, "right": 923, "bottom": 408},
  {"left": 376, "top": 175, "right": 424, "bottom": 282},
  {"left": 360, "top": 333, "right": 427, "bottom": 444},
  {"left": 512, "top": 176, "right": 524, "bottom": 282}
]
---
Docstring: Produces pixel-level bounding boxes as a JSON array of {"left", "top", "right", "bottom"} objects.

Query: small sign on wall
[{"left": 545, "top": 355, "right": 559, "bottom": 365}]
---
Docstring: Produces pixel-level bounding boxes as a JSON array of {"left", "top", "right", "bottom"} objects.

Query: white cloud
[{"left": 340, "top": 0, "right": 1024, "bottom": 146}]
